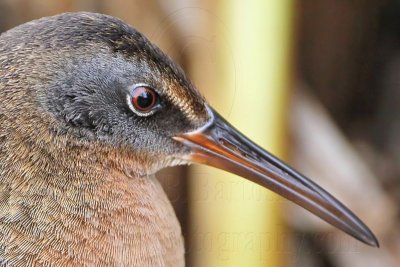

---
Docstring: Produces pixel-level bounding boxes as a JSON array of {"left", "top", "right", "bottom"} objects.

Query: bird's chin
[
  {"left": 159, "top": 156, "right": 192, "bottom": 169},
  {"left": 142, "top": 156, "right": 192, "bottom": 177}
]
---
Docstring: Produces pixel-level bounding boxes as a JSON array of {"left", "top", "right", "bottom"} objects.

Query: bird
[{"left": 0, "top": 12, "right": 378, "bottom": 266}]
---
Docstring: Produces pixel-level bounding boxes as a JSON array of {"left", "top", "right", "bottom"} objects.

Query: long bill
[{"left": 173, "top": 105, "right": 379, "bottom": 247}]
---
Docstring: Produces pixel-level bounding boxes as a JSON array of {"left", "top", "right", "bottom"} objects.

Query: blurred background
[{"left": 0, "top": 0, "right": 398, "bottom": 266}]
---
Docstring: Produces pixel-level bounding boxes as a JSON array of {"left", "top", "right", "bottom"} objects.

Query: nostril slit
[{"left": 219, "top": 138, "right": 248, "bottom": 158}]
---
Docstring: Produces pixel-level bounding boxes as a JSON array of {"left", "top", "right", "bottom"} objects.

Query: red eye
[{"left": 130, "top": 86, "right": 158, "bottom": 113}]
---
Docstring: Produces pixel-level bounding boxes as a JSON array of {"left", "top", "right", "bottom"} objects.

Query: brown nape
[{"left": 0, "top": 12, "right": 194, "bottom": 266}]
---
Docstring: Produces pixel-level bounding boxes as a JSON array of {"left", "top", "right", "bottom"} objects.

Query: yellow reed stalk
[{"left": 190, "top": 1, "right": 293, "bottom": 266}]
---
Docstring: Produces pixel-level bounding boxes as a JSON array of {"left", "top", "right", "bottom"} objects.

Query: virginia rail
[{"left": 0, "top": 12, "right": 378, "bottom": 266}]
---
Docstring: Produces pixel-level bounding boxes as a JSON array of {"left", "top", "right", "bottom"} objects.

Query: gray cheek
[{"left": 38, "top": 53, "right": 185, "bottom": 156}]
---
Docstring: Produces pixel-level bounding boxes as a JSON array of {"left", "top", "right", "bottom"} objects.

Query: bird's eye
[{"left": 128, "top": 85, "right": 160, "bottom": 116}]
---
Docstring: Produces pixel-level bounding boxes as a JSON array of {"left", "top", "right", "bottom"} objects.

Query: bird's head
[{"left": 0, "top": 12, "right": 378, "bottom": 247}]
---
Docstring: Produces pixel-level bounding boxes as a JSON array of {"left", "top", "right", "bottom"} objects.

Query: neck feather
[{"left": 0, "top": 133, "right": 184, "bottom": 266}]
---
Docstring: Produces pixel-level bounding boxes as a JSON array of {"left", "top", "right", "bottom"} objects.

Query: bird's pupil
[
  {"left": 137, "top": 91, "right": 153, "bottom": 109},
  {"left": 130, "top": 86, "right": 158, "bottom": 114}
]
